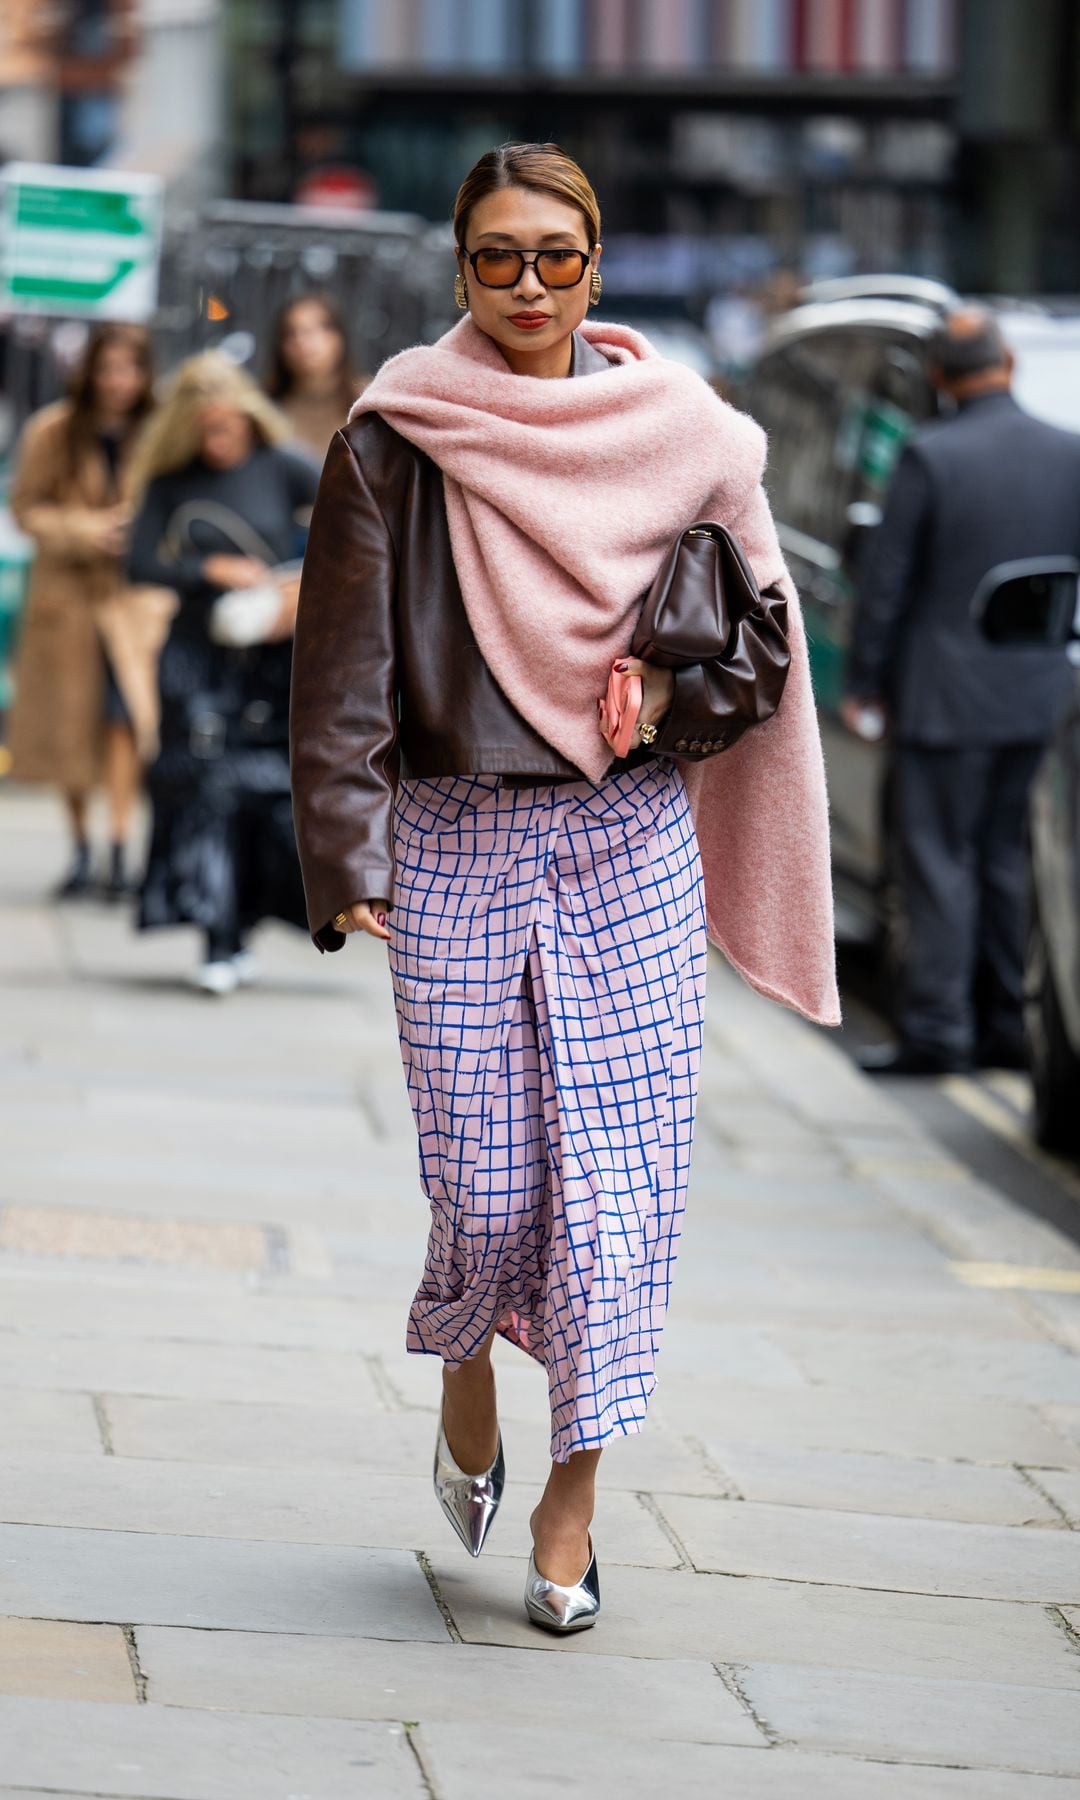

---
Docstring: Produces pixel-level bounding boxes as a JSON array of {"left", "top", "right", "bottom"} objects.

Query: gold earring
[
  {"left": 453, "top": 272, "right": 468, "bottom": 311},
  {"left": 589, "top": 270, "right": 603, "bottom": 308}
]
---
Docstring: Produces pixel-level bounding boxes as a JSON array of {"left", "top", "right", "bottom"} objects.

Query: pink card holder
[{"left": 599, "top": 664, "right": 643, "bottom": 759}]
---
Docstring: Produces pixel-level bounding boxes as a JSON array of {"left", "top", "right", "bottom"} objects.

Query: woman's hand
[
  {"left": 335, "top": 899, "right": 391, "bottom": 942},
  {"left": 265, "top": 571, "right": 302, "bottom": 643},
  {"left": 87, "top": 505, "right": 130, "bottom": 558},
  {"left": 201, "top": 554, "right": 270, "bottom": 590},
  {"left": 597, "top": 656, "right": 675, "bottom": 752}
]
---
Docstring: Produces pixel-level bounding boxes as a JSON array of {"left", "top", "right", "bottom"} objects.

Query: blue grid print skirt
[{"left": 388, "top": 761, "right": 708, "bottom": 1462}]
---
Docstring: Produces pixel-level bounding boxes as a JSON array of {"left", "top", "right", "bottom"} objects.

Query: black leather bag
[{"left": 631, "top": 522, "right": 791, "bottom": 758}]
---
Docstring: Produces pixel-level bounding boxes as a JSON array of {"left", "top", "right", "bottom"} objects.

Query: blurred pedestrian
[
  {"left": 844, "top": 308, "right": 1080, "bottom": 1075},
  {"left": 264, "top": 294, "right": 365, "bottom": 465},
  {"left": 7, "top": 323, "right": 165, "bottom": 898},
  {"left": 291, "top": 141, "right": 837, "bottom": 1634},
  {"left": 126, "top": 353, "right": 318, "bottom": 995}
]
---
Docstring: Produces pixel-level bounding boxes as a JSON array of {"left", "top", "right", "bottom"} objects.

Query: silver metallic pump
[
  {"left": 432, "top": 1406, "right": 505, "bottom": 1557},
  {"left": 524, "top": 1541, "right": 601, "bottom": 1634}
]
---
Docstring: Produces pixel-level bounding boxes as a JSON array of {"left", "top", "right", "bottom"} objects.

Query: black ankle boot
[
  {"left": 54, "top": 841, "right": 92, "bottom": 900},
  {"left": 103, "top": 841, "right": 132, "bottom": 900}
]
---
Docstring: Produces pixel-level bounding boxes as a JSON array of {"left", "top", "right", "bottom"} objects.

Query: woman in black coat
[{"left": 128, "top": 353, "right": 318, "bottom": 993}]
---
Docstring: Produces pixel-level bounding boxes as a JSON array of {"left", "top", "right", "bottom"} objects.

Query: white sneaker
[
  {"left": 191, "top": 958, "right": 239, "bottom": 996},
  {"left": 230, "top": 951, "right": 259, "bottom": 987}
]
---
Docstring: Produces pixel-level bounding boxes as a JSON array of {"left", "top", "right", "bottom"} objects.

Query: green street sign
[{"left": 0, "top": 163, "right": 163, "bottom": 321}]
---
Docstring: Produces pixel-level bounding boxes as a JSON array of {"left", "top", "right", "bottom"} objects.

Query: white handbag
[
  {"left": 163, "top": 500, "right": 301, "bottom": 648},
  {"left": 208, "top": 578, "right": 299, "bottom": 647}
]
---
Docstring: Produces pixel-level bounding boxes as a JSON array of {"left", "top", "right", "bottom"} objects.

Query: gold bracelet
[{"left": 333, "top": 910, "right": 349, "bottom": 931}]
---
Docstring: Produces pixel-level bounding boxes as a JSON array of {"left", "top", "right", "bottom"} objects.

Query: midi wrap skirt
[{"left": 389, "top": 762, "right": 708, "bottom": 1462}]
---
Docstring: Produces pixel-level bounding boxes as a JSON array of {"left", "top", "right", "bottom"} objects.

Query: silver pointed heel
[
  {"left": 433, "top": 1403, "right": 505, "bottom": 1558},
  {"left": 524, "top": 1541, "right": 601, "bottom": 1634}
]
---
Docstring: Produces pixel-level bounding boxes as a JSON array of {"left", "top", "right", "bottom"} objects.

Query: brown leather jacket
[{"left": 291, "top": 331, "right": 746, "bottom": 950}]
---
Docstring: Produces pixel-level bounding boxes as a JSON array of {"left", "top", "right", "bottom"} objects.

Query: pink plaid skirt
[{"left": 388, "top": 763, "right": 707, "bottom": 1462}]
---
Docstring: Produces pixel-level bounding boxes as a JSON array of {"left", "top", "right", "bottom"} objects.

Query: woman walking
[
  {"left": 127, "top": 354, "right": 318, "bottom": 993},
  {"left": 291, "top": 143, "right": 838, "bottom": 1633},
  {"left": 8, "top": 323, "right": 162, "bottom": 897},
  {"left": 264, "top": 294, "right": 364, "bottom": 464}
]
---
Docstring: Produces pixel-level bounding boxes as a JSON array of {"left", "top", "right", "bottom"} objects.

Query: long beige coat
[{"left": 7, "top": 401, "right": 174, "bottom": 793}]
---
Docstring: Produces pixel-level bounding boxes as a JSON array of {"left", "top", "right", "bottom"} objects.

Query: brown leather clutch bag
[{"left": 630, "top": 521, "right": 791, "bottom": 756}]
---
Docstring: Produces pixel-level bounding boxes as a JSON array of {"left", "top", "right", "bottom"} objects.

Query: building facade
[{"left": 226, "top": 0, "right": 1079, "bottom": 298}]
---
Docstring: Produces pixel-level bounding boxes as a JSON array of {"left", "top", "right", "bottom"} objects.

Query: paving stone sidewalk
[{"left": 2, "top": 786, "right": 1080, "bottom": 1800}]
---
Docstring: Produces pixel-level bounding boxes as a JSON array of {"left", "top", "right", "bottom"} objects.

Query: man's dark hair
[{"left": 930, "top": 311, "right": 1008, "bottom": 383}]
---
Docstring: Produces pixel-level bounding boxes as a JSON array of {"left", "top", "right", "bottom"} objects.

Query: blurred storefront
[{"left": 223, "top": 0, "right": 1080, "bottom": 298}]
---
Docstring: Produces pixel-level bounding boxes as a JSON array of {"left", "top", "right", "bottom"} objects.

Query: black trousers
[{"left": 894, "top": 743, "right": 1044, "bottom": 1059}]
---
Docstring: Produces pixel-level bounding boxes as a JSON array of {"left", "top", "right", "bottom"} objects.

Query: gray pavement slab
[
  {"left": 417, "top": 1724, "right": 1080, "bottom": 1800},
  {"left": 0, "top": 1523, "right": 446, "bottom": 1641},
  {"left": 101, "top": 1393, "right": 436, "bottom": 1467},
  {"left": 1035, "top": 1471, "right": 1080, "bottom": 1526},
  {"left": 431, "top": 1553, "right": 1080, "bottom": 1686},
  {"left": 137, "top": 1626, "right": 759, "bottom": 1743},
  {"left": 655, "top": 1493, "right": 1080, "bottom": 1601},
  {"left": 872, "top": 1170, "right": 1080, "bottom": 1272},
  {"left": 672, "top": 1275, "right": 1051, "bottom": 1338},
  {"left": 100, "top": 1394, "right": 724, "bottom": 1493},
  {"left": 0, "top": 1275, "right": 401, "bottom": 1351},
  {"left": 0, "top": 1334, "right": 383, "bottom": 1409},
  {"left": 1047, "top": 1404, "right": 1080, "bottom": 1452},
  {"left": 0, "top": 1695, "right": 425, "bottom": 1800},
  {"left": 680, "top": 1215, "right": 959, "bottom": 1273},
  {"left": 656, "top": 1373, "right": 1080, "bottom": 1466},
  {"left": 771, "top": 1324, "right": 1080, "bottom": 1405},
  {"left": 641, "top": 1318, "right": 809, "bottom": 1384},
  {"left": 0, "top": 1454, "right": 679, "bottom": 1566},
  {"left": 709, "top": 1438, "right": 1063, "bottom": 1524},
  {"left": 1015, "top": 1290, "right": 1080, "bottom": 1354},
  {"left": 737, "top": 1660, "right": 1080, "bottom": 1775},
  {"left": 1, "top": 1387, "right": 103, "bottom": 1457}
]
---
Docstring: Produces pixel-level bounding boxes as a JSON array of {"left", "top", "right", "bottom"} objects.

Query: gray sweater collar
[{"left": 569, "top": 330, "right": 613, "bottom": 377}]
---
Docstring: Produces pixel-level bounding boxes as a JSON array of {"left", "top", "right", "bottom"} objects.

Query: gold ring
[{"left": 333, "top": 910, "right": 350, "bottom": 931}]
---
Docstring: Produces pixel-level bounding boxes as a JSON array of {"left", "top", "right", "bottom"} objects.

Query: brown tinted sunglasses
[{"left": 464, "top": 247, "right": 592, "bottom": 289}]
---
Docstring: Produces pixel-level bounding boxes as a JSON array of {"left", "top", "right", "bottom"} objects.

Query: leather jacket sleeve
[{"left": 289, "top": 429, "right": 399, "bottom": 951}]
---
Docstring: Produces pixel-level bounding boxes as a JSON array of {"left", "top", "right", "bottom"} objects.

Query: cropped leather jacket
[{"left": 291, "top": 331, "right": 757, "bottom": 950}]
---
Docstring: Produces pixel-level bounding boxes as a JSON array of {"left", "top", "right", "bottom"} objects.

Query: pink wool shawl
[{"left": 350, "top": 316, "right": 840, "bottom": 1027}]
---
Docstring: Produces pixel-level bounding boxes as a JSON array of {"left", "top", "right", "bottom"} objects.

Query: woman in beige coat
[{"left": 8, "top": 323, "right": 166, "bottom": 897}]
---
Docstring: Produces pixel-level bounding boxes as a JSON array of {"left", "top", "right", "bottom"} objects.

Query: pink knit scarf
[{"left": 351, "top": 316, "right": 839, "bottom": 1026}]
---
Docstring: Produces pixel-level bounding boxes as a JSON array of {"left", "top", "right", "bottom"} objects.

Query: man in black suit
[{"left": 844, "top": 308, "right": 1079, "bottom": 1075}]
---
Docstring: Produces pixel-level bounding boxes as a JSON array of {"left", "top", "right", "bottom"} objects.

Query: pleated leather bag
[{"left": 631, "top": 521, "right": 792, "bottom": 758}]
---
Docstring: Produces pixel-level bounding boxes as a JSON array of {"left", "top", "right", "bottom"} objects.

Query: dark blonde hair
[
  {"left": 127, "top": 352, "right": 291, "bottom": 501},
  {"left": 453, "top": 142, "right": 601, "bottom": 251}
]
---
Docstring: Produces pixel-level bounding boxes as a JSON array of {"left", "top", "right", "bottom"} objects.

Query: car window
[
  {"left": 748, "top": 331, "right": 875, "bottom": 548},
  {"left": 748, "top": 327, "right": 936, "bottom": 552},
  {"left": 854, "top": 336, "right": 936, "bottom": 498}
]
